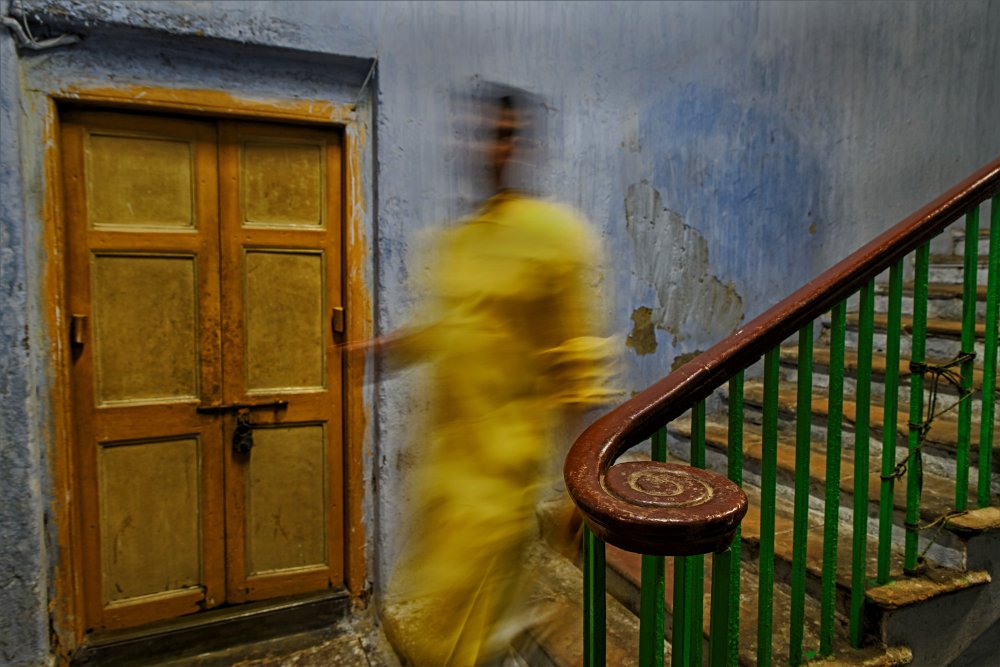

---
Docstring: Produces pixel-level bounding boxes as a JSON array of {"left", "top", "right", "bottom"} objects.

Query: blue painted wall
[{"left": 2, "top": 2, "right": 998, "bottom": 663}]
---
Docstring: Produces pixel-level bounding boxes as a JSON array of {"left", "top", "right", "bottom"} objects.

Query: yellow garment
[{"left": 382, "top": 192, "right": 615, "bottom": 666}]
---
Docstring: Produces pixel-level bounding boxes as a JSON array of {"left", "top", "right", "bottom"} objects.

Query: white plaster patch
[{"left": 625, "top": 181, "right": 744, "bottom": 346}]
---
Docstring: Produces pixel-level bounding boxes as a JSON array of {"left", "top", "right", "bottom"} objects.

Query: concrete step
[
  {"left": 159, "top": 620, "right": 396, "bottom": 667},
  {"left": 600, "top": 444, "right": 993, "bottom": 665},
  {"left": 518, "top": 533, "right": 663, "bottom": 666},
  {"left": 778, "top": 344, "right": 990, "bottom": 419},
  {"left": 604, "top": 545, "right": 835, "bottom": 666},
  {"left": 864, "top": 507, "right": 1000, "bottom": 666},
  {"left": 820, "top": 313, "right": 994, "bottom": 362},
  {"left": 667, "top": 415, "right": 973, "bottom": 552},
  {"left": 737, "top": 380, "right": 1000, "bottom": 488},
  {"left": 602, "top": 512, "right": 914, "bottom": 666},
  {"left": 951, "top": 224, "right": 993, "bottom": 257},
  {"left": 635, "top": 422, "right": 974, "bottom": 618},
  {"left": 926, "top": 254, "right": 990, "bottom": 284},
  {"left": 873, "top": 282, "right": 989, "bottom": 320}
]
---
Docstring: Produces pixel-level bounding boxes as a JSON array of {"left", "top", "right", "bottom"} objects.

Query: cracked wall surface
[{"left": 625, "top": 181, "right": 745, "bottom": 353}]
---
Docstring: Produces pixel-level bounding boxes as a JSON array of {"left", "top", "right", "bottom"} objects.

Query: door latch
[
  {"left": 196, "top": 401, "right": 287, "bottom": 457},
  {"left": 196, "top": 399, "right": 288, "bottom": 414}
]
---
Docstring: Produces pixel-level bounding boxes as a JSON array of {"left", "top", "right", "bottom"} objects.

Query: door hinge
[
  {"left": 70, "top": 314, "right": 87, "bottom": 347},
  {"left": 331, "top": 307, "right": 346, "bottom": 335}
]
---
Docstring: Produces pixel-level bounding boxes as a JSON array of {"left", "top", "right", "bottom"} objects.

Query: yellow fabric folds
[{"left": 382, "top": 192, "right": 615, "bottom": 666}]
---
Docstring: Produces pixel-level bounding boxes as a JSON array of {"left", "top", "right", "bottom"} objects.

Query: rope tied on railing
[
  {"left": 880, "top": 351, "right": 977, "bottom": 483},
  {"left": 882, "top": 351, "right": 977, "bottom": 575},
  {"left": 902, "top": 509, "right": 969, "bottom": 575}
]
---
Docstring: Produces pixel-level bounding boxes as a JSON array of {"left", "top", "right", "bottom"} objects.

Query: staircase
[
  {"left": 535, "top": 178, "right": 999, "bottom": 665},
  {"left": 651, "top": 220, "right": 998, "bottom": 664}
]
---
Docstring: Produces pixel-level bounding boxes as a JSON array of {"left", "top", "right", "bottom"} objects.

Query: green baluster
[
  {"left": 980, "top": 196, "right": 1000, "bottom": 508},
  {"left": 850, "top": 280, "right": 875, "bottom": 647},
  {"left": 583, "top": 524, "right": 606, "bottom": 667},
  {"left": 639, "top": 428, "right": 667, "bottom": 667},
  {"left": 790, "top": 323, "right": 814, "bottom": 665},
  {"left": 878, "top": 260, "right": 904, "bottom": 584},
  {"left": 757, "top": 348, "right": 780, "bottom": 667},
  {"left": 821, "top": 301, "right": 847, "bottom": 655},
  {"left": 690, "top": 401, "right": 707, "bottom": 665},
  {"left": 708, "top": 545, "right": 733, "bottom": 667},
  {"left": 906, "top": 243, "right": 930, "bottom": 571},
  {"left": 726, "top": 372, "right": 744, "bottom": 666},
  {"left": 672, "top": 555, "right": 690, "bottom": 667},
  {"left": 957, "top": 207, "right": 980, "bottom": 510}
]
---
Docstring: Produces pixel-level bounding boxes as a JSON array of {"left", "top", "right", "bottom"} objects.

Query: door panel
[
  {"left": 63, "top": 109, "right": 346, "bottom": 631},
  {"left": 240, "top": 140, "right": 327, "bottom": 227},
  {"left": 244, "top": 250, "right": 326, "bottom": 391},
  {"left": 86, "top": 132, "right": 196, "bottom": 229},
  {"left": 98, "top": 437, "right": 203, "bottom": 603},
  {"left": 246, "top": 424, "right": 328, "bottom": 575},
  {"left": 91, "top": 254, "right": 200, "bottom": 404},
  {"left": 219, "top": 121, "right": 344, "bottom": 603}
]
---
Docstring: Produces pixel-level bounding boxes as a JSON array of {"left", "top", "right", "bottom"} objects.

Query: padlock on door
[{"left": 232, "top": 411, "right": 254, "bottom": 455}]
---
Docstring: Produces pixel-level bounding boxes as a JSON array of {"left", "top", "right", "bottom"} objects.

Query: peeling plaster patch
[
  {"left": 671, "top": 349, "right": 704, "bottom": 372},
  {"left": 625, "top": 181, "right": 744, "bottom": 347},
  {"left": 625, "top": 306, "right": 657, "bottom": 355}
]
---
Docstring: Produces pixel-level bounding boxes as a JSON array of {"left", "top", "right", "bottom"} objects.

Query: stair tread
[
  {"left": 740, "top": 379, "right": 996, "bottom": 461},
  {"left": 521, "top": 540, "right": 655, "bottom": 666},
  {"left": 928, "top": 253, "right": 989, "bottom": 264},
  {"left": 604, "top": 542, "right": 831, "bottom": 665},
  {"left": 600, "top": 471, "right": 985, "bottom": 647},
  {"left": 889, "top": 282, "right": 989, "bottom": 300},
  {"left": 738, "top": 484, "right": 901, "bottom": 590},
  {"left": 864, "top": 566, "right": 990, "bottom": 611},
  {"left": 944, "top": 506, "right": 1000, "bottom": 537},
  {"left": 845, "top": 313, "right": 991, "bottom": 338},
  {"left": 610, "top": 451, "right": 905, "bottom": 598},
  {"left": 669, "top": 415, "right": 963, "bottom": 526},
  {"left": 779, "top": 345, "right": 988, "bottom": 386},
  {"left": 603, "top": 534, "right": 912, "bottom": 666},
  {"left": 802, "top": 644, "right": 913, "bottom": 666}
]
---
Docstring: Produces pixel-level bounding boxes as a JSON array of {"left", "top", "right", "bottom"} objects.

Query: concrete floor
[{"left": 157, "top": 617, "right": 401, "bottom": 667}]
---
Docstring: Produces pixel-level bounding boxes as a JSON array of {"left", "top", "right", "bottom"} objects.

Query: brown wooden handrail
[{"left": 565, "top": 156, "right": 1000, "bottom": 554}]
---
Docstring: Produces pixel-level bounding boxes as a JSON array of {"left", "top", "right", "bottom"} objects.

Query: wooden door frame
[{"left": 42, "top": 86, "right": 372, "bottom": 656}]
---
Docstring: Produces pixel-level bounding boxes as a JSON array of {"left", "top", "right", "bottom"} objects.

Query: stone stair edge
[
  {"left": 876, "top": 282, "right": 989, "bottom": 299},
  {"left": 667, "top": 417, "right": 970, "bottom": 525},
  {"left": 927, "top": 253, "right": 990, "bottom": 265},
  {"left": 777, "top": 345, "right": 989, "bottom": 381},
  {"left": 517, "top": 538, "right": 667, "bottom": 667},
  {"left": 736, "top": 380, "right": 997, "bottom": 460},
  {"left": 598, "top": 531, "right": 919, "bottom": 666}
]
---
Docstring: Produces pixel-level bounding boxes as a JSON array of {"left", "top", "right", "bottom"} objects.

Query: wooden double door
[{"left": 61, "top": 109, "right": 345, "bottom": 631}]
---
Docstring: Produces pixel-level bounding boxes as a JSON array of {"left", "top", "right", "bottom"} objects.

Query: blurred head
[
  {"left": 451, "top": 80, "right": 545, "bottom": 201},
  {"left": 492, "top": 95, "right": 520, "bottom": 189}
]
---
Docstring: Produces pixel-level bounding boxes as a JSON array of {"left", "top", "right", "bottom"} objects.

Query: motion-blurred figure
[{"left": 378, "top": 87, "right": 615, "bottom": 666}]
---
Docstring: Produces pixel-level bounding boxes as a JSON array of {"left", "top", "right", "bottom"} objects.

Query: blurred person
[{"left": 371, "top": 87, "right": 616, "bottom": 666}]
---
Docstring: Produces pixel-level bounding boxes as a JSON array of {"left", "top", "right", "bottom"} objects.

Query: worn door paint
[
  {"left": 61, "top": 110, "right": 345, "bottom": 632},
  {"left": 218, "top": 121, "right": 344, "bottom": 604}
]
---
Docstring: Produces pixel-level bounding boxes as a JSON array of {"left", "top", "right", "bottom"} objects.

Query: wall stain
[
  {"left": 671, "top": 349, "right": 705, "bottom": 372},
  {"left": 625, "top": 306, "right": 657, "bottom": 355},
  {"left": 625, "top": 181, "right": 744, "bottom": 348}
]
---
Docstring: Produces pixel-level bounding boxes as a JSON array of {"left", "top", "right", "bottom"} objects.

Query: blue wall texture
[{"left": 2, "top": 1, "right": 998, "bottom": 663}]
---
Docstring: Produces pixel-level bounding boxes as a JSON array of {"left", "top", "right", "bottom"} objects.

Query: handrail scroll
[{"left": 565, "top": 156, "right": 1000, "bottom": 556}]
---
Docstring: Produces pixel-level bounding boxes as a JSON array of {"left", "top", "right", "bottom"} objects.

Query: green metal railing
[{"left": 566, "top": 157, "right": 1000, "bottom": 666}]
